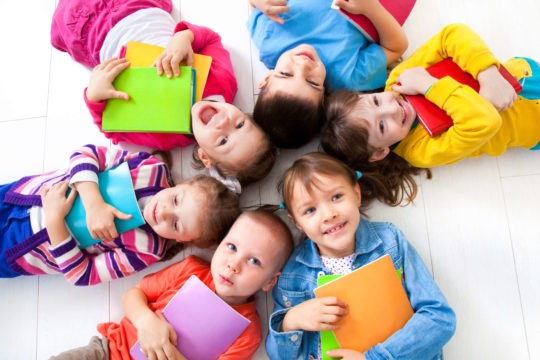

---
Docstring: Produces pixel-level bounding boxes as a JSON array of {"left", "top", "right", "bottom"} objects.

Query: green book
[
  {"left": 317, "top": 274, "right": 343, "bottom": 360},
  {"left": 102, "top": 66, "right": 195, "bottom": 134},
  {"left": 65, "top": 163, "right": 145, "bottom": 249}
]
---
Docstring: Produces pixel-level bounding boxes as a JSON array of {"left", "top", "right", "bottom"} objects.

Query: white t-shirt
[{"left": 100, "top": 8, "right": 176, "bottom": 62}]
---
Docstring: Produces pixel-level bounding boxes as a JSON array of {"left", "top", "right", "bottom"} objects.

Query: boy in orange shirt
[{"left": 51, "top": 210, "right": 293, "bottom": 360}]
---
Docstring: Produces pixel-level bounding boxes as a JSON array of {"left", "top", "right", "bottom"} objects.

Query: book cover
[
  {"left": 65, "top": 163, "right": 145, "bottom": 249},
  {"left": 331, "top": 0, "right": 417, "bottom": 43},
  {"left": 130, "top": 275, "right": 251, "bottom": 360},
  {"left": 314, "top": 254, "right": 413, "bottom": 353},
  {"left": 404, "top": 58, "right": 523, "bottom": 137},
  {"left": 102, "top": 66, "right": 195, "bottom": 134},
  {"left": 124, "top": 41, "right": 212, "bottom": 102}
]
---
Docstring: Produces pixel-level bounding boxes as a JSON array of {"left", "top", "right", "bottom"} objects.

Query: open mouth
[
  {"left": 152, "top": 203, "right": 157, "bottom": 224},
  {"left": 324, "top": 222, "right": 346, "bottom": 235}
]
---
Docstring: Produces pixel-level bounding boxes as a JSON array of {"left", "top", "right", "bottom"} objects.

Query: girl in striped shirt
[{"left": 0, "top": 144, "right": 240, "bottom": 285}]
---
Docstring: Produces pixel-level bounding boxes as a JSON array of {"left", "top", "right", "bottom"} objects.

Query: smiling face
[
  {"left": 260, "top": 44, "right": 326, "bottom": 105},
  {"left": 289, "top": 173, "right": 361, "bottom": 258},
  {"left": 191, "top": 101, "right": 267, "bottom": 170},
  {"left": 143, "top": 183, "right": 206, "bottom": 243},
  {"left": 210, "top": 213, "right": 284, "bottom": 305},
  {"left": 352, "top": 92, "right": 417, "bottom": 152}
]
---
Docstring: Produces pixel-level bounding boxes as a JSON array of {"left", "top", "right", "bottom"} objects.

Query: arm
[
  {"left": 248, "top": 0, "right": 290, "bottom": 24},
  {"left": 394, "top": 75, "right": 503, "bottom": 167},
  {"left": 364, "top": 226, "right": 456, "bottom": 360},
  {"left": 333, "top": 0, "right": 408, "bottom": 64},
  {"left": 46, "top": 145, "right": 168, "bottom": 285},
  {"left": 123, "top": 286, "right": 184, "bottom": 360},
  {"left": 174, "top": 21, "right": 237, "bottom": 103}
]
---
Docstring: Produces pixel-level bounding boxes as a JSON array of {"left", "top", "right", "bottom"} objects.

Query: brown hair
[
  {"left": 161, "top": 174, "right": 241, "bottom": 260},
  {"left": 320, "top": 89, "right": 431, "bottom": 207},
  {"left": 191, "top": 121, "right": 278, "bottom": 187},
  {"left": 278, "top": 152, "right": 363, "bottom": 219},
  {"left": 253, "top": 88, "right": 325, "bottom": 149}
]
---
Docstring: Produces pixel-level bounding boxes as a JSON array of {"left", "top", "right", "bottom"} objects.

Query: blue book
[{"left": 65, "top": 162, "right": 145, "bottom": 248}]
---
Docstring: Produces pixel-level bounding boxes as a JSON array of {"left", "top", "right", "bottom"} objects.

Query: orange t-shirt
[{"left": 98, "top": 255, "right": 262, "bottom": 360}]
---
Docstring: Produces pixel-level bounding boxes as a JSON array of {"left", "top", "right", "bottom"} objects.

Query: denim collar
[{"left": 294, "top": 219, "right": 383, "bottom": 269}]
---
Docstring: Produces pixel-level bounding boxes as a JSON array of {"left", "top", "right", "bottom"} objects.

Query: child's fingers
[
  {"left": 109, "top": 90, "right": 130, "bottom": 101},
  {"left": 320, "top": 296, "right": 348, "bottom": 309},
  {"left": 114, "top": 209, "right": 133, "bottom": 220}
]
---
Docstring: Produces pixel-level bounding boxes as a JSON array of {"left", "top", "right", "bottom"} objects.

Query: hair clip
[
  {"left": 279, "top": 202, "right": 286, "bottom": 210},
  {"left": 208, "top": 167, "right": 242, "bottom": 194},
  {"left": 356, "top": 170, "right": 363, "bottom": 180}
]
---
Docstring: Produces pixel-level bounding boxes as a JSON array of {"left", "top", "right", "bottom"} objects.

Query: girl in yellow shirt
[{"left": 321, "top": 23, "right": 539, "bottom": 206}]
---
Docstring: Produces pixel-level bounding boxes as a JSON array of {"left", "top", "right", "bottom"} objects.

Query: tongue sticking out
[{"left": 200, "top": 107, "right": 218, "bottom": 125}]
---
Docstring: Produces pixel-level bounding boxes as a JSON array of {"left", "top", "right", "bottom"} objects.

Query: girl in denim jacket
[{"left": 266, "top": 152, "right": 456, "bottom": 359}]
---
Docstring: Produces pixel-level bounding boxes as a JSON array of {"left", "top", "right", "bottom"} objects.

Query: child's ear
[
  {"left": 261, "top": 272, "right": 281, "bottom": 292},
  {"left": 353, "top": 182, "right": 362, "bottom": 207},
  {"left": 287, "top": 213, "right": 302, "bottom": 232},
  {"left": 197, "top": 147, "right": 213, "bottom": 168},
  {"left": 258, "top": 71, "right": 273, "bottom": 89},
  {"left": 369, "top": 147, "right": 390, "bottom": 162}
]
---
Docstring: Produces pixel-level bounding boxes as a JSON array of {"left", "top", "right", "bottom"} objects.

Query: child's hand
[
  {"left": 334, "top": 0, "right": 381, "bottom": 16},
  {"left": 478, "top": 65, "right": 517, "bottom": 111},
  {"left": 85, "top": 201, "right": 132, "bottom": 242},
  {"left": 154, "top": 30, "right": 194, "bottom": 78},
  {"left": 326, "top": 348, "right": 366, "bottom": 360},
  {"left": 41, "top": 181, "right": 77, "bottom": 224},
  {"left": 249, "top": 0, "right": 289, "bottom": 24},
  {"left": 282, "top": 297, "right": 348, "bottom": 332},
  {"left": 138, "top": 310, "right": 184, "bottom": 360},
  {"left": 86, "top": 58, "right": 130, "bottom": 102},
  {"left": 392, "top": 67, "right": 438, "bottom": 96},
  {"left": 41, "top": 181, "right": 77, "bottom": 246}
]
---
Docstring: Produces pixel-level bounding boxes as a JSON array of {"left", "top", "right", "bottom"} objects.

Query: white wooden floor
[{"left": 0, "top": 0, "right": 539, "bottom": 359}]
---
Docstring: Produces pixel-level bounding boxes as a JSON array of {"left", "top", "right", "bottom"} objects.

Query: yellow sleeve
[
  {"left": 394, "top": 76, "right": 502, "bottom": 167},
  {"left": 386, "top": 23, "right": 500, "bottom": 90}
]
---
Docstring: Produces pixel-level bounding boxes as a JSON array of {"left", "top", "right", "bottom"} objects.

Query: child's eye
[
  {"left": 279, "top": 72, "right": 292, "bottom": 77},
  {"left": 227, "top": 243, "right": 237, "bottom": 251},
  {"left": 307, "top": 79, "right": 319, "bottom": 87},
  {"left": 248, "top": 257, "right": 261, "bottom": 266},
  {"left": 332, "top": 194, "right": 343, "bottom": 201},
  {"left": 173, "top": 195, "right": 178, "bottom": 206},
  {"left": 218, "top": 137, "right": 228, "bottom": 146},
  {"left": 374, "top": 96, "right": 380, "bottom": 106},
  {"left": 379, "top": 121, "right": 385, "bottom": 134},
  {"left": 304, "top": 207, "right": 315, "bottom": 215},
  {"left": 235, "top": 121, "right": 245, "bottom": 129}
]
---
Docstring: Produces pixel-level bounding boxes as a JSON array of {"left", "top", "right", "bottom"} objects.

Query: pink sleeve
[
  {"left": 83, "top": 88, "right": 195, "bottom": 150},
  {"left": 175, "top": 21, "right": 238, "bottom": 103}
]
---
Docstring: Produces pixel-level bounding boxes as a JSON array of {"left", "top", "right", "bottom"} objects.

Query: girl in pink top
[{"left": 51, "top": 0, "right": 277, "bottom": 190}]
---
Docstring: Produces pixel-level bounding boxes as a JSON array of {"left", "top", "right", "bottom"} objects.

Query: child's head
[
  {"left": 322, "top": 89, "right": 417, "bottom": 162},
  {"left": 210, "top": 210, "right": 294, "bottom": 305},
  {"left": 191, "top": 100, "right": 278, "bottom": 187},
  {"left": 321, "top": 89, "right": 431, "bottom": 207},
  {"left": 279, "top": 152, "right": 361, "bottom": 258},
  {"left": 143, "top": 174, "right": 240, "bottom": 249},
  {"left": 254, "top": 44, "right": 326, "bottom": 148}
]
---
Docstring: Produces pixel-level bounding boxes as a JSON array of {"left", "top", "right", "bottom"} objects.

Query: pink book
[
  {"left": 331, "top": 0, "right": 417, "bottom": 43},
  {"left": 130, "top": 275, "right": 251, "bottom": 360}
]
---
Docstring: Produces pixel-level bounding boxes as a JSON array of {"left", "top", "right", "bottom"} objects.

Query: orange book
[{"left": 314, "top": 254, "right": 413, "bottom": 353}]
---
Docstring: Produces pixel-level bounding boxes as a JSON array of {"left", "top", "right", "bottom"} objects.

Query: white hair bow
[{"left": 208, "top": 167, "right": 242, "bottom": 194}]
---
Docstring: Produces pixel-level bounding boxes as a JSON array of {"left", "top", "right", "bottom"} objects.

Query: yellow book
[{"left": 124, "top": 41, "right": 212, "bottom": 102}]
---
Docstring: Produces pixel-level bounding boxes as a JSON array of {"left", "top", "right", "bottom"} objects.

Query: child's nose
[
  {"left": 227, "top": 261, "right": 240, "bottom": 274},
  {"left": 321, "top": 203, "right": 337, "bottom": 221}
]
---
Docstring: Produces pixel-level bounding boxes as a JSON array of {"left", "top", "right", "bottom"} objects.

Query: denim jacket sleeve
[
  {"left": 365, "top": 226, "right": 457, "bottom": 360},
  {"left": 266, "top": 308, "right": 305, "bottom": 359}
]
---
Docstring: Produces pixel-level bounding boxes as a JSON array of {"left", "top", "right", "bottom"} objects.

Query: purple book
[{"left": 130, "top": 275, "right": 251, "bottom": 360}]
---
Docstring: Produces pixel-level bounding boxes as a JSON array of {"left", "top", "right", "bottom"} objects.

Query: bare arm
[
  {"left": 123, "top": 286, "right": 185, "bottom": 360},
  {"left": 334, "top": 0, "right": 408, "bottom": 64}
]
